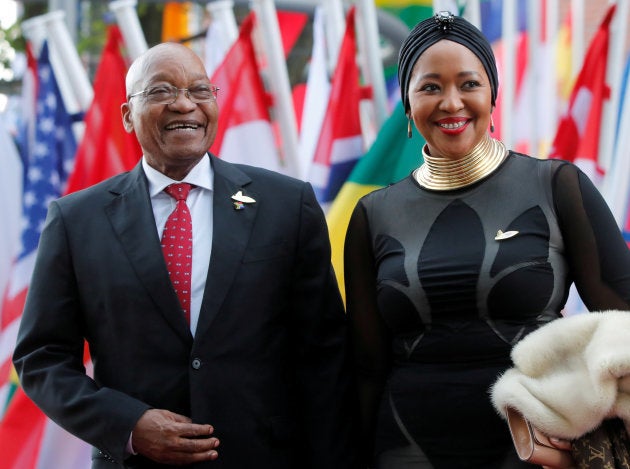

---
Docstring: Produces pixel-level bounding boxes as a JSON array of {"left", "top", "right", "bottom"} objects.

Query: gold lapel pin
[
  {"left": 495, "top": 229, "right": 519, "bottom": 241},
  {"left": 231, "top": 190, "right": 256, "bottom": 210}
]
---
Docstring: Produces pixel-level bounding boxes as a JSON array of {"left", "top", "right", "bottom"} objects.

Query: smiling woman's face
[
  {"left": 121, "top": 44, "right": 218, "bottom": 180},
  {"left": 407, "top": 40, "right": 492, "bottom": 160}
]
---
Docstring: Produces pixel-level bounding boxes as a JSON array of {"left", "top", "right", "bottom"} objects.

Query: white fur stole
[{"left": 491, "top": 310, "right": 630, "bottom": 439}]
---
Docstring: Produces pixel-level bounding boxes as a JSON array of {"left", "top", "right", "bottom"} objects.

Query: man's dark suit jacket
[{"left": 13, "top": 155, "right": 355, "bottom": 468}]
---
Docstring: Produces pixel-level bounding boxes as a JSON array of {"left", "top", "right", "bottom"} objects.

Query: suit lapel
[
  {"left": 104, "top": 164, "right": 192, "bottom": 345},
  {"left": 195, "top": 156, "right": 255, "bottom": 338}
]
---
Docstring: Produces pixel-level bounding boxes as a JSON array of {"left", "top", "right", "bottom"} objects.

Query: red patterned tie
[{"left": 161, "top": 183, "right": 193, "bottom": 324}]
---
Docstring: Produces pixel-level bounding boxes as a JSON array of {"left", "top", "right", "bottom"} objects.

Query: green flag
[{"left": 327, "top": 102, "right": 425, "bottom": 297}]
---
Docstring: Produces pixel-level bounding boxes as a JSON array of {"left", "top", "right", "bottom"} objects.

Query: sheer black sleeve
[
  {"left": 553, "top": 161, "right": 630, "bottom": 310},
  {"left": 344, "top": 200, "right": 391, "bottom": 466}
]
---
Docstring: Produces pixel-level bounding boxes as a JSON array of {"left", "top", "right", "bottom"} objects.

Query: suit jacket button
[{"left": 191, "top": 358, "right": 202, "bottom": 370}]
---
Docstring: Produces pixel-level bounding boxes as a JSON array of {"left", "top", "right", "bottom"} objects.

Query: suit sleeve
[
  {"left": 12, "top": 201, "right": 151, "bottom": 463},
  {"left": 289, "top": 182, "right": 358, "bottom": 468}
]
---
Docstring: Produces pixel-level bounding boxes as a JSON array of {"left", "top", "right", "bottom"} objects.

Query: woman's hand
[
  {"left": 547, "top": 436, "right": 572, "bottom": 451},
  {"left": 541, "top": 437, "right": 574, "bottom": 469}
]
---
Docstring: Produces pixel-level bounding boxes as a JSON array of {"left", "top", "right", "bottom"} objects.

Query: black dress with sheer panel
[{"left": 344, "top": 152, "right": 630, "bottom": 469}]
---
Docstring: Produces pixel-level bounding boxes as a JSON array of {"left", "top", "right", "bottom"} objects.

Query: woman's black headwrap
[{"left": 398, "top": 11, "right": 498, "bottom": 113}]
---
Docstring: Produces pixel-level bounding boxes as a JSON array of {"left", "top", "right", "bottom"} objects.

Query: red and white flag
[
  {"left": 65, "top": 26, "right": 142, "bottom": 194},
  {"left": 548, "top": 4, "right": 616, "bottom": 187},
  {"left": 209, "top": 13, "right": 283, "bottom": 173},
  {"left": 309, "top": 6, "right": 367, "bottom": 207}
]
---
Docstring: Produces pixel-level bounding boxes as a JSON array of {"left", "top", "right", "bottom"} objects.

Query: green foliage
[
  {"left": 0, "top": 21, "right": 23, "bottom": 81},
  {"left": 1, "top": 21, "right": 24, "bottom": 53},
  {"left": 76, "top": 2, "right": 109, "bottom": 58}
]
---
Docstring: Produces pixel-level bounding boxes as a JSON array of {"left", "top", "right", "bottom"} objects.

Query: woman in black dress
[{"left": 344, "top": 12, "right": 630, "bottom": 469}]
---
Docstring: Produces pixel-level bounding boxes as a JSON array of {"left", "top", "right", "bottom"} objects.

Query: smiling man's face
[{"left": 122, "top": 43, "right": 218, "bottom": 180}]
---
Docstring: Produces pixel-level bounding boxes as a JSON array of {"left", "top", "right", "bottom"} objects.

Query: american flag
[{"left": 0, "top": 41, "right": 77, "bottom": 414}]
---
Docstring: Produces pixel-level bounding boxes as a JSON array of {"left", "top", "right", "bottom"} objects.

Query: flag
[
  {"left": 480, "top": 0, "right": 528, "bottom": 43},
  {"left": 276, "top": 10, "right": 308, "bottom": 58},
  {"left": 374, "top": 0, "right": 433, "bottom": 106},
  {"left": 0, "top": 42, "right": 90, "bottom": 469},
  {"left": 374, "top": 0, "right": 433, "bottom": 29},
  {"left": 205, "top": 8, "right": 307, "bottom": 88},
  {"left": 327, "top": 102, "right": 425, "bottom": 296},
  {"left": 556, "top": 10, "right": 574, "bottom": 102},
  {"left": 209, "top": 13, "right": 283, "bottom": 173},
  {"left": 297, "top": 6, "right": 331, "bottom": 178},
  {"left": 65, "top": 26, "right": 142, "bottom": 195},
  {"left": 309, "top": 7, "right": 367, "bottom": 207},
  {"left": 491, "top": 31, "right": 528, "bottom": 149},
  {"left": 603, "top": 53, "right": 630, "bottom": 240},
  {"left": 485, "top": 1, "right": 571, "bottom": 157},
  {"left": 548, "top": 5, "right": 616, "bottom": 187}
]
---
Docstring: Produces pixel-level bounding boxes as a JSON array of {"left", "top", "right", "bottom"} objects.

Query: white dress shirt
[{"left": 142, "top": 155, "right": 213, "bottom": 336}]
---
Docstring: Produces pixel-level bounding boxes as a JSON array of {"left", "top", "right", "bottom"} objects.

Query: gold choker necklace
[{"left": 414, "top": 135, "right": 508, "bottom": 190}]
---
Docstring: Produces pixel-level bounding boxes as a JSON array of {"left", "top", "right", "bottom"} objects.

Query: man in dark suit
[{"left": 13, "top": 42, "right": 355, "bottom": 468}]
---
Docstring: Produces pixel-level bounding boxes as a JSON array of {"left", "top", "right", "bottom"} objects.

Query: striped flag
[
  {"left": 0, "top": 42, "right": 89, "bottom": 469},
  {"left": 327, "top": 102, "right": 425, "bottom": 296},
  {"left": 309, "top": 7, "right": 366, "bottom": 208}
]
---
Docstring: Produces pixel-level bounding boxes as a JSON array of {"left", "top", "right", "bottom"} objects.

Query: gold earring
[
  {"left": 407, "top": 116, "right": 412, "bottom": 138},
  {"left": 490, "top": 115, "right": 495, "bottom": 133}
]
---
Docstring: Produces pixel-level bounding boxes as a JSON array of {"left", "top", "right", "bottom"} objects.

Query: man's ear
[{"left": 121, "top": 102, "right": 134, "bottom": 133}]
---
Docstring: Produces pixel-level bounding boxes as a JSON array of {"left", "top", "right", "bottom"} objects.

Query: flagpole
[
  {"left": 501, "top": 0, "right": 517, "bottom": 149},
  {"left": 599, "top": 0, "right": 628, "bottom": 173},
  {"left": 109, "top": 0, "right": 148, "bottom": 61},
  {"left": 322, "top": 0, "right": 345, "bottom": 71},
  {"left": 20, "top": 15, "right": 47, "bottom": 56},
  {"left": 298, "top": 6, "right": 331, "bottom": 175},
  {"left": 205, "top": 0, "right": 239, "bottom": 76},
  {"left": 206, "top": 0, "right": 239, "bottom": 43},
  {"left": 22, "top": 16, "right": 79, "bottom": 117},
  {"left": 43, "top": 11, "right": 94, "bottom": 111},
  {"left": 251, "top": 0, "right": 302, "bottom": 179},
  {"left": 571, "top": 0, "right": 584, "bottom": 77},
  {"left": 355, "top": 0, "right": 388, "bottom": 131},
  {"left": 463, "top": 0, "right": 481, "bottom": 28}
]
